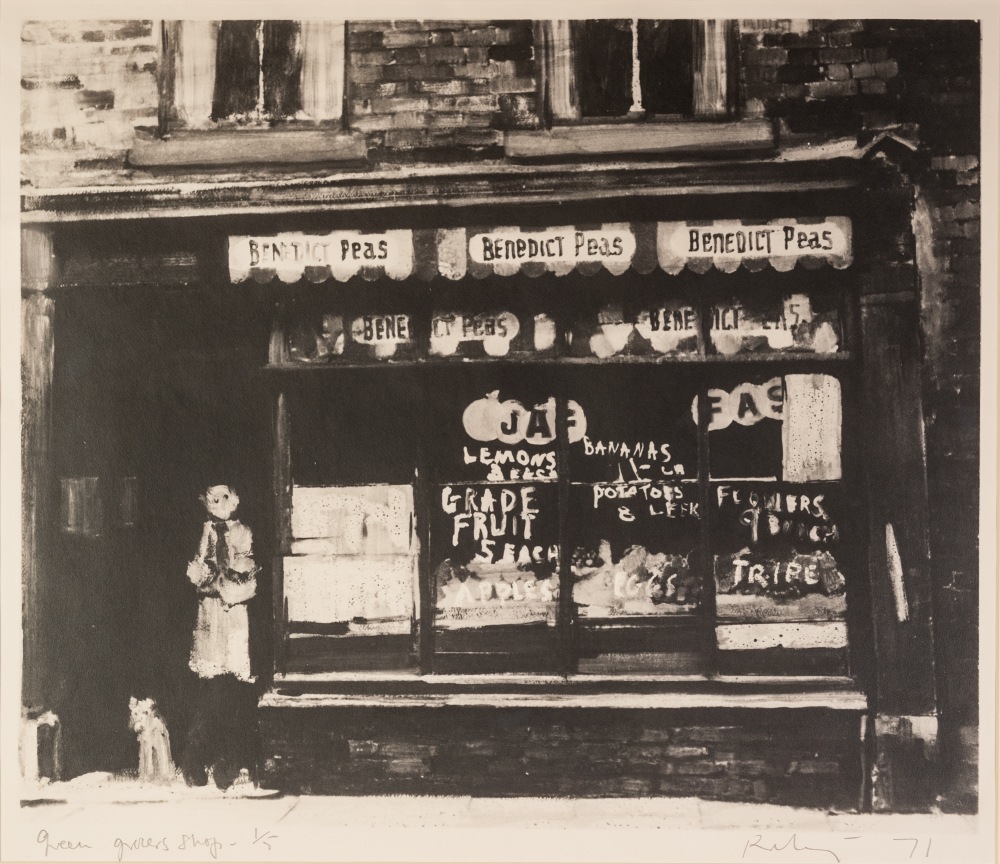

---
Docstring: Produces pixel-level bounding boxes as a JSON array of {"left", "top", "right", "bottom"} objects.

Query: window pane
[
  {"left": 706, "top": 369, "right": 849, "bottom": 677},
  {"left": 426, "top": 368, "right": 562, "bottom": 485},
  {"left": 568, "top": 297, "right": 702, "bottom": 359},
  {"left": 431, "top": 308, "right": 557, "bottom": 360},
  {"left": 289, "top": 373, "right": 422, "bottom": 487},
  {"left": 284, "top": 485, "right": 418, "bottom": 671},
  {"left": 705, "top": 375, "right": 784, "bottom": 480},
  {"left": 568, "top": 366, "right": 698, "bottom": 483},
  {"left": 709, "top": 291, "right": 843, "bottom": 357},
  {"left": 345, "top": 311, "right": 418, "bottom": 362},
  {"left": 59, "top": 476, "right": 102, "bottom": 536},
  {"left": 263, "top": 21, "right": 302, "bottom": 119},
  {"left": 428, "top": 368, "right": 562, "bottom": 673},
  {"left": 280, "top": 299, "right": 418, "bottom": 365},
  {"left": 712, "top": 482, "right": 847, "bottom": 617},
  {"left": 638, "top": 20, "right": 694, "bottom": 116},
  {"left": 706, "top": 373, "right": 842, "bottom": 482},
  {"left": 567, "top": 367, "right": 705, "bottom": 673},
  {"left": 213, "top": 21, "right": 260, "bottom": 120},
  {"left": 711, "top": 482, "right": 849, "bottom": 675},
  {"left": 432, "top": 484, "right": 559, "bottom": 622},
  {"left": 285, "top": 311, "right": 346, "bottom": 363},
  {"left": 432, "top": 481, "right": 560, "bottom": 673},
  {"left": 569, "top": 483, "right": 701, "bottom": 618},
  {"left": 577, "top": 20, "right": 633, "bottom": 117},
  {"left": 284, "top": 375, "right": 423, "bottom": 672},
  {"left": 286, "top": 486, "right": 417, "bottom": 630}
]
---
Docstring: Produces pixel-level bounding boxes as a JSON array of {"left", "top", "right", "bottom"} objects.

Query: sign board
[
  {"left": 229, "top": 231, "right": 414, "bottom": 283},
  {"left": 230, "top": 220, "right": 853, "bottom": 283},
  {"left": 468, "top": 227, "right": 636, "bottom": 268},
  {"left": 657, "top": 218, "right": 853, "bottom": 273}
]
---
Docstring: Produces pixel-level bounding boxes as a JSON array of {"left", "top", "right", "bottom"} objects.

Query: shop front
[
  {"left": 23, "top": 156, "right": 936, "bottom": 807},
  {"left": 251, "top": 215, "right": 861, "bottom": 680},
  {"left": 237, "top": 191, "right": 884, "bottom": 805}
]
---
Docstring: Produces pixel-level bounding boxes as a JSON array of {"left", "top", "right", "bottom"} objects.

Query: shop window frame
[{"left": 264, "top": 273, "right": 868, "bottom": 687}]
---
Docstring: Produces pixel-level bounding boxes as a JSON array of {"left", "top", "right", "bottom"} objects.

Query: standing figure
[{"left": 182, "top": 485, "right": 260, "bottom": 789}]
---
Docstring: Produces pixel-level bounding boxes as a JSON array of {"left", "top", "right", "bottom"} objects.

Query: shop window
[
  {"left": 706, "top": 371, "right": 849, "bottom": 676},
  {"left": 281, "top": 374, "right": 423, "bottom": 672},
  {"left": 278, "top": 297, "right": 419, "bottom": 365},
  {"left": 272, "top": 284, "right": 857, "bottom": 680},
  {"left": 427, "top": 367, "right": 563, "bottom": 673},
  {"left": 430, "top": 310, "right": 557, "bottom": 359},
  {"left": 274, "top": 297, "right": 558, "bottom": 365},
  {"left": 542, "top": 19, "right": 737, "bottom": 123},
  {"left": 567, "top": 367, "right": 704, "bottom": 673},
  {"left": 163, "top": 20, "right": 345, "bottom": 129}
]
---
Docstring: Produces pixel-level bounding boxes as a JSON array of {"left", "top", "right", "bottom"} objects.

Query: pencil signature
[{"left": 743, "top": 833, "right": 840, "bottom": 862}]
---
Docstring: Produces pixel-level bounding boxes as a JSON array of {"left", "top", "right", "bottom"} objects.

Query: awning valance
[{"left": 229, "top": 218, "right": 853, "bottom": 284}]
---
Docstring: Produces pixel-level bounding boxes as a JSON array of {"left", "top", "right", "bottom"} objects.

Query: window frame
[
  {"left": 160, "top": 19, "right": 348, "bottom": 130},
  {"left": 266, "top": 274, "right": 865, "bottom": 682},
  {"left": 132, "top": 20, "right": 364, "bottom": 169},
  {"left": 509, "top": 19, "right": 772, "bottom": 160},
  {"left": 537, "top": 19, "right": 741, "bottom": 126}
]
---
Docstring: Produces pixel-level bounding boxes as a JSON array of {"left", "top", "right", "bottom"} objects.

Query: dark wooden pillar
[
  {"left": 860, "top": 289, "right": 939, "bottom": 811},
  {"left": 21, "top": 226, "right": 57, "bottom": 715}
]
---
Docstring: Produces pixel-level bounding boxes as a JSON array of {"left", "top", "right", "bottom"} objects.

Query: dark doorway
[{"left": 48, "top": 283, "right": 273, "bottom": 778}]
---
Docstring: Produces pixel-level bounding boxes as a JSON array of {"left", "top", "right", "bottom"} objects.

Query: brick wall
[
  {"left": 740, "top": 19, "right": 902, "bottom": 134},
  {"left": 262, "top": 707, "right": 865, "bottom": 807},
  {"left": 899, "top": 19, "right": 979, "bottom": 812},
  {"left": 915, "top": 156, "right": 980, "bottom": 813},
  {"left": 21, "top": 20, "right": 159, "bottom": 185},
  {"left": 19, "top": 19, "right": 979, "bottom": 168},
  {"left": 348, "top": 20, "right": 538, "bottom": 160}
]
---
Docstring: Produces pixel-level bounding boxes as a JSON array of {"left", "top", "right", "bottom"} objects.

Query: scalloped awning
[{"left": 229, "top": 218, "right": 853, "bottom": 284}]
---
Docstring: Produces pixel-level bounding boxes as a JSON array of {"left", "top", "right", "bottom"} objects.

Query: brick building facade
[{"left": 20, "top": 19, "right": 981, "bottom": 812}]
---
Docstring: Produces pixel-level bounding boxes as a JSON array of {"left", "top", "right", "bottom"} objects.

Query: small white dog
[{"left": 128, "top": 697, "right": 175, "bottom": 783}]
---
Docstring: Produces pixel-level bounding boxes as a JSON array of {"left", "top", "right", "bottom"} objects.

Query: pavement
[{"left": 6, "top": 775, "right": 990, "bottom": 864}]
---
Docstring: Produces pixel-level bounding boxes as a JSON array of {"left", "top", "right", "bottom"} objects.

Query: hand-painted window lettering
[
  {"left": 470, "top": 229, "right": 636, "bottom": 264},
  {"left": 350, "top": 314, "right": 412, "bottom": 345},
  {"left": 687, "top": 227, "right": 835, "bottom": 255},
  {"left": 431, "top": 311, "right": 521, "bottom": 357},
  {"left": 462, "top": 392, "right": 586, "bottom": 447},
  {"left": 572, "top": 541, "right": 700, "bottom": 615}
]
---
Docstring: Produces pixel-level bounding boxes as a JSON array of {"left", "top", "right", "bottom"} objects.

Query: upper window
[
  {"left": 162, "top": 20, "right": 345, "bottom": 129},
  {"left": 541, "top": 19, "right": 737, "bottom": 123}
]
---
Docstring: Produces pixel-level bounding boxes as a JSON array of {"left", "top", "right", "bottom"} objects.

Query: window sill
[
  {"left": 129, "top": 128, "right": 368, "bottom": 170},
  {"left": 261, "top": 686, "right": 866, "bottom": 711},
  {"left": 505, "top": 120, "right": 775, "bottom": 160},
  {"left": 263, "top": 673, "right": 867, "bottom": 711},
  {"left": 264, "top": 353, "right": 854, "bottom": 372}
]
